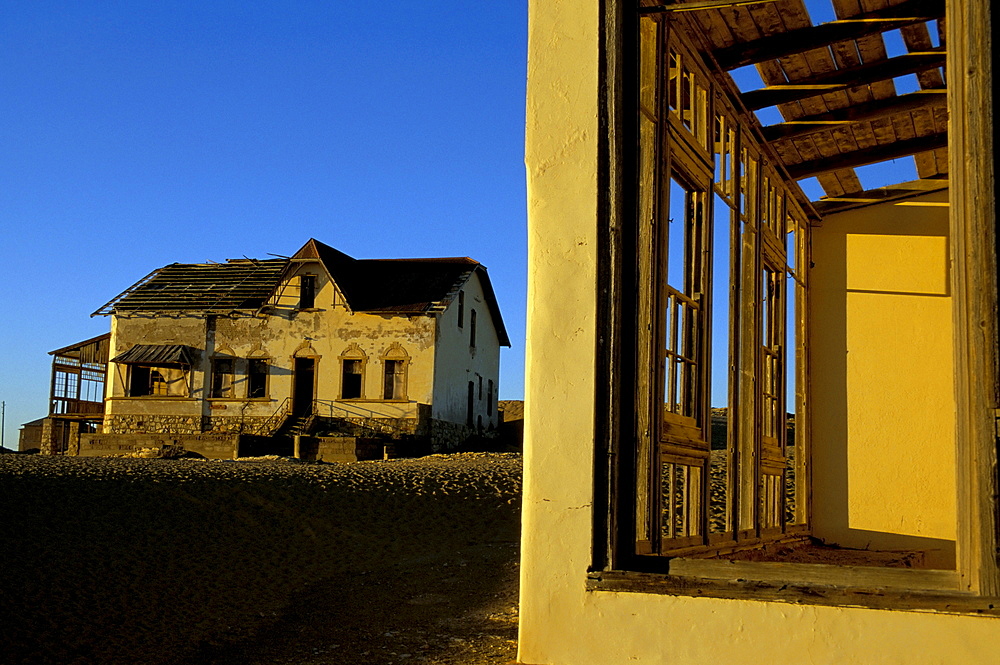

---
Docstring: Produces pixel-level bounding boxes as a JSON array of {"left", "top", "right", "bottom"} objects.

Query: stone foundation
[{"left": 106, "top": 414, "right": 202, "bottom": 436}]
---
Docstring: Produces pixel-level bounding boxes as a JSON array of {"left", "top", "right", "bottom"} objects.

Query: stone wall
[
  {"left": 78, "top": 433, "right": 242, "bottom": 459},
  {"left": 106, "top": 414, "right": 202, "bottom": 436},
  {"left": 294, "top": 436, "right": 385, "bottom": 462}
]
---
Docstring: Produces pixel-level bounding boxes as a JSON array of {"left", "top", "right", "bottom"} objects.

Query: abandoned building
[
  {"left": 519, "top": 0, "right": 999, "bottom": 663},
  {"left": 19, "top": 333, "right": 110, "bottom": 454},
  {"left": 71, "top": 238, "right": 507, "bottom": 458}
]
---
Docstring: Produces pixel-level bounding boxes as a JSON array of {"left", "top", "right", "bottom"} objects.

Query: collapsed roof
[
  {"left": 92, "top": 239, "right": 510, "bottom": 346},
  {"left": 667, "top": 0, "right": 947, "bottom": 214}
]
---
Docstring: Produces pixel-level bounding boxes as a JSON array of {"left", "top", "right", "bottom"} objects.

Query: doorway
[{"left": 292, "top": 357, "right": 316, "bottom": 416}]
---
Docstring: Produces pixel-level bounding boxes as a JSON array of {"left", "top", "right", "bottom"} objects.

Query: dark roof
[
  {"left": 295, "top": 239, "right": 510, "bottom": 346},
  {"left": 93, "top": 259, "right": 288, "bottom": 315},
  {"left": 111, "top": 344, "right": 198, "bottom": 366},
  {"left": 92, "top": 239, "right": 509, "bottom": 346}
]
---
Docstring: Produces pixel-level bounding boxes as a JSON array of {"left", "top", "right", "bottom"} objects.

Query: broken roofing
[
  {"left": 92, "top": 259, "right": 289, "bottom": 316},
  {"left": 92, "top": 239, "right": 510, "bottom": 346}
]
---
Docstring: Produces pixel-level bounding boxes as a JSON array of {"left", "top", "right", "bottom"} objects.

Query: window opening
[
  {"left": 458, "top": 291, "right": 465, "bottom": 328},
  {"left": 470, "top": 309, "right": 477, "bottom": 348},
  {"left": 487, "top": 379, "right": 494, "bottom": 416},
  {"left": 342, "top": 359, "right": 363, "bottom": 399},
  {"left": 383, "top": 359, "right": 406, "bottom": 400},
  {"left": 630, "top": 14, "right": 808, "bottom": 559},
  {"left": 211, "top": 359, "right": 235, "bottom": 398},
  {"left": 299, "top": 274, "right": 316, "bottom": 309},
  {"left": 247, "top": 359, "right": 268, "bottom": 399}
]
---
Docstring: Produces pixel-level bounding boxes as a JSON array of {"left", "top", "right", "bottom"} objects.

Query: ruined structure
[
  {"left": 520, "top": 0, "right": 999, "bottom": 662},
  {"left": 20, "top": 334, "right": 110, "bottom": 454},
  {"left": 79, "top": 238, "right": 507, "bottom": 458}
]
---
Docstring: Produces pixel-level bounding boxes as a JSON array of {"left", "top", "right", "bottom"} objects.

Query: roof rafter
[
  {"left": 785, "top": 131, "right": 948, "bottom": 180},
  {"left": 762, "top": 90, "right": 947, "bottom": 143},
  {"left": 712, "top": 0, "right": 945, "bottom": 70},
  {"left": 740, "top": 48, "right": 946, "bottom": 110}
]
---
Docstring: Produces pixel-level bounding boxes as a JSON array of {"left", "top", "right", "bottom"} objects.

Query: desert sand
[{"left": 0, "top": 452, "right": 522, "bottom": 665}]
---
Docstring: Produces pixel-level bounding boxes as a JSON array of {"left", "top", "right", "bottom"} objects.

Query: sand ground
[{"left": 0, "top": 452, "right": 522, "bottom": 665}]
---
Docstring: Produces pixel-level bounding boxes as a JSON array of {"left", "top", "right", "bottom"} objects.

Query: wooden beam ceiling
[
  {"left": 761, "top": 90, "right": 947, "bottom": 143},
  {"left": 785, "top": 131, "right": 948, "bottom": 180},
  {"left": 740, "top": 49, "right": 946, "bottom": 110},
  {"left": 712, "top": 0, "right": 944, "bottom": 70}
]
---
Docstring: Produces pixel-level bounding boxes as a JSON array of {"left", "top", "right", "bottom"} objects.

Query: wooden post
[{"left": 948, "top": 0, "right": 999, "bottom": 596}]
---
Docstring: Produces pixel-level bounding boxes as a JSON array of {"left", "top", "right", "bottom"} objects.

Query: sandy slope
[{"left": 0, "top": 453, "right": 521, "bottom": 665}]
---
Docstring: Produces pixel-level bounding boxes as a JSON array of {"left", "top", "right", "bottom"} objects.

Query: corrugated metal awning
[{"left": 110, "top": 344, "right": 197, "bottom": 367}]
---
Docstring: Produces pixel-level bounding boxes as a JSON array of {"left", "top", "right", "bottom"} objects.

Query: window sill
[{"left": 586, "top": 567, "right": 1000, "bottom": 615}]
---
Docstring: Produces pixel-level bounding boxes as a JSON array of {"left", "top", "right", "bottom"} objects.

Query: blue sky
[{"left": 0, "top": 1, "right": 529, "bottom": 446}]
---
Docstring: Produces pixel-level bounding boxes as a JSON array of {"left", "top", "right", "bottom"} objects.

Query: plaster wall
[
  {"left": 432, "top": 271, "right": 502, "bottom": 429},
  {"left": 103, "top": 260, "right": 457, "bottom": 433},
  {"left": 810, "top": 192, "right": 956, "bottom": 565},
  {"left": 517, "top": 1, "right": 998, "bottom": 663}
]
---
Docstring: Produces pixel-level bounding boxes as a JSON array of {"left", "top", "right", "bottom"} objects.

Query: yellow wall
[
  {"left": 518, "top": 0, "right": 999, "bottom": 661},
  {"left": 810, "top": 192, "right": 956, "bottom": 567}
]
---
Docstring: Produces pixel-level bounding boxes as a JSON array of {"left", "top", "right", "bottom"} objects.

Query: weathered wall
[
  {"left": 810, "top": 191, "right": 956, "bottom": 566},
  {"left": 103, "top": 259, "right": 441, "bottom": 436},
  {"left": 432, "top": 271, "right": 502, "bottom": 430},
  {"left": 517, "top": 1, "right": 998, "bottom": 663},
  {"left": 79, "top": 433, "right": 241, "bottom": 459}
]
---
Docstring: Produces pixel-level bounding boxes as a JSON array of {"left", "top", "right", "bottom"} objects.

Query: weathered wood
[
  {"left": 668, "top": 557, "right": 960, "bottom": 591},
  {"left": 762, "top": 91, "right": 946, "bottom": 143},
  {"left": 712, "top": 0, "right": 944, "bottom": 70},
  {"left": 740, "top": 50, "right": 946, "bottom": 110},
  {"left": 785, "top": 131, "right": 947, "bottom": 179},
  {"left": 586, "top": 570, "right": 1000, "bottom": 614},
  {"left": 948, "top": 0, "right": 1000, "bottom": 597}
]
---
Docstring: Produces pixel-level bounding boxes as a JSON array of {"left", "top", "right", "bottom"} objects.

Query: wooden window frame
[
  {"left": 209, "top": 358, "right": 236, "bottom": 399},
  {"left": 338, "top": 345, "right": 368, "bottom": 400},
  {"left": 591, "top": 2, "right": 1000, "bottom": 603},
  {"left": 380, "top": 344, "right": 410, "bottom": 402},
  {"left": 247, "top": 357, "right": 269, "bottom": 399}
]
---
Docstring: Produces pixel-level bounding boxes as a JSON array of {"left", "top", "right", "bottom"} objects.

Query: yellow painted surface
[
  {"left": 104, "top": 258, "right": 503, "bottom": 428},
  {"left": 810, "top": 191, "right": 956, "bottom": 565},
  {"left": 517, "top": 0, "right": 996, "bottom": 660}
]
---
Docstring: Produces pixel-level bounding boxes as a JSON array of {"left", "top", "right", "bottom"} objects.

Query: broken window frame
[
  {"left": 627, "top": 12, "right": 810, "bottom": 560},
  {"left": 586, "top": 0, "right": 1000, "bottom": 606},
  {"left": 380, "top": 344, "right": 409, "bottom": 401},
  {"left": 298, "top": 273, "right": 317, "bottom": 310},
  {"left": 209, "top": 358, "right": 236, "bottom": 399},
  {"left": 247, "top": 358, "right": 269, "bottom": 399},
  {"left": 339, "top": 345, "right": 367, "bottom": 400}
]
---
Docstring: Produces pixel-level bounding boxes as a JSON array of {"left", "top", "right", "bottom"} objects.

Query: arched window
[
  {"left": 338, "top": 344, "right": 367, "bottom": 400},
  {"left": 381, "top": 343, "right": 409, "bottom": 401}
]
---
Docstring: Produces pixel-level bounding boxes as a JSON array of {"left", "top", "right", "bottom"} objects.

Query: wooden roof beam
[
  {"left": 713, "top": 0, "right": 945, "bottom": 70},
  {"left": 786, "top": 131, "right": 948, "bottom": 180},
  {"left": 762, "top": 90, "right": 947, "bottom": 143},
  {"left": 740, "top": 49, "right": 946, "bottom": 110}
]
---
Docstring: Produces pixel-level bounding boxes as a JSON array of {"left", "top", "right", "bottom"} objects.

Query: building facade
[{"left": 83, "top": 238, "right": 507, "bottom": 457}]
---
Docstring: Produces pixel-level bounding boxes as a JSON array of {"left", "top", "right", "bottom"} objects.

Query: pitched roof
[
  {"left": 93, "top": 259, "right": 288, "bottom": 315},
  {"left": 295, "top": 239, "right": 510, "bottom": 346},
  {"left": 93, "top": 240, "right": 510, "bottom": 346}
]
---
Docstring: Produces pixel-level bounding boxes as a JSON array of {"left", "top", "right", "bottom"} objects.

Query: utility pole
[{"left": 1, "top": 401, "right": 5, "bottom": 451}]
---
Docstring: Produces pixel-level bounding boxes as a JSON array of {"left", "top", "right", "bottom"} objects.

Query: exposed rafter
[
  {"left": 712, "top": 0, "right": 945, "bottom": 70},
  {"left": 761, "top": 90, "right": 947, "bottom": 143},
  {"left": 785, "top": 131, "right": 948, "bottom": 180},
  {"left": 740, "top": 49, "right": 946, "bottom": 110}
]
